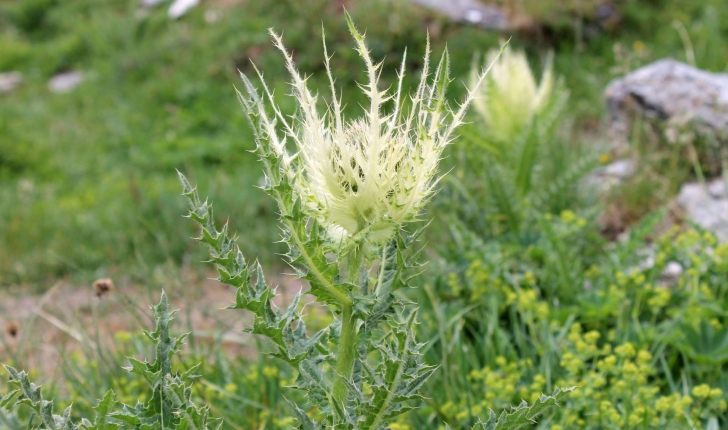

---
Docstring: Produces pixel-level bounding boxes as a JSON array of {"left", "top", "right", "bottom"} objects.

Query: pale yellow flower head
[
  {"left": 240, "top": 14, "right": 500, "bottom": 245},
  {"left": 299, "top": 117, "right": 441, "bottom": 244},
  {"left": 471, "top": 46, "right": 554, "bottom": 141}
]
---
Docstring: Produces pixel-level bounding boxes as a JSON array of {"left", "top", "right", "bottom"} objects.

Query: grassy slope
[{"left": 0, "top": 0, "right": 726, "bottom": 287}]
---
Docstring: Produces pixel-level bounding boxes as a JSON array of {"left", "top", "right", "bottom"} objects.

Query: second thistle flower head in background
[
  {"left": 470, "top": 45, "right": 559, "bottom": 142},
  {"left": 240, "top": 13, "right": 500, "bottom": 247}
]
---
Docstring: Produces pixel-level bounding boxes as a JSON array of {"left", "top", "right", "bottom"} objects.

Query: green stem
[
  {"left": 333, "top": 303, "right": 357, "bottom": 404},
  {"left": 333, "top": 245, "right": 364, "bottom": 405}
]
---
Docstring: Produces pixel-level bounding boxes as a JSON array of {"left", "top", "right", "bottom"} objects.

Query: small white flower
[
  {"left": 470, "top": 46, "right": 554, "bottom": 141},
  {"left": 239, "top": 14, "right": 500, "bottom": 245}
]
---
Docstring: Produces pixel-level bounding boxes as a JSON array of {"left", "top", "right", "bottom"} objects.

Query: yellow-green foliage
[
  {"left": 414, "top": 211, "right": 728, "bottom": 429},
  {"left": 555, "top": 328, "right": 726, "bottom": 429}
]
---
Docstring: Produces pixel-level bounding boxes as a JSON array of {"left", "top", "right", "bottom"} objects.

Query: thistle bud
[
  {"left": 240, "top": 13, "right": 501, "bottom": 245},
  {"left": 470, "top": 46, "right": 555, "bottom": 141}
]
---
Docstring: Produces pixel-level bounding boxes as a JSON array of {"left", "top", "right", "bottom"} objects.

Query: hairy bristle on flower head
[
  {"left": 237, "top": 12, "right": 504, "bottom": 245},
  {"left": 470, "top": 45, "right": 554, "bottom": 141}
]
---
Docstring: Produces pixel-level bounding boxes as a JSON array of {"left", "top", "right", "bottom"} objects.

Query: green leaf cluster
[
  {"left": 474, "top": 387, "right": 575, "bottom": 430},
  {"left": 179, "top": 171, "right": 440, "bottom": 429}
]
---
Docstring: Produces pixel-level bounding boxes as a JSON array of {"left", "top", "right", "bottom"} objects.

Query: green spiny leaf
[
  {"left": 0, "top": 390, "right": 19, "bottom": 409},
  {"left": 361, "top": 311, "right": 435, "bottom": 430},
  {"left": 179, "top": 173, "right": 336, "bottom": 421},
  {"left": 477, "top": 387, "right": 576, "bottom": 430},
  {"left": 87, "top": 390, "right": 136, "bottom": 430},
  {"left": 117, "top": 292, "right": 220, "bottom": 429},
  {"left": 286, "top": 398, "right": 320, "bottom": 430}
]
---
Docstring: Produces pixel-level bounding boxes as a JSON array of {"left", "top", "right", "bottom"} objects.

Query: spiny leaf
[
  {"left": 476, "top": 387, "right": 576, "bottom": 430},
  {"left": 119, "top": 292, "right": 220, "bottom": 429},
  {"left": 179, "top": 173, "right": 332, "bottom": 425},
  {"left": 0, "top": 389, "right": 19, "bottom": 408},
  {"left": 2, "top": 365, "right": 73, "bottom": 430},
  {"left": 281, "top": 202, "right": 346, "bottom": 308},
  {"left": 286, "top": 398, "right": 320, "bottom": 430},
  {"left": 360, "top": 311, "right": 436, "bottom": 430}
]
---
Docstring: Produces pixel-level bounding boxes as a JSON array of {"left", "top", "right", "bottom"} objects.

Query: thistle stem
[
  {"left": 333, "top": 245, "right": 364, "bottom": 405},
  {"left": 333, "top": 303, "right": 357, "bottom": 405}
]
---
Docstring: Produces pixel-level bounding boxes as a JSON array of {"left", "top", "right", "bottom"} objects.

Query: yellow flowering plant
[{"left": 415, "top": 206, "right": 728, "bottom": 429}]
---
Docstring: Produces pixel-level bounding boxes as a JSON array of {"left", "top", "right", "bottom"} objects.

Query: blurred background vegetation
[
  {"left": 2, "top": 0, "right": 728, "bottom": 428},
  {"left": 1, "top": 0, "right": 726, "bottom": 287}
]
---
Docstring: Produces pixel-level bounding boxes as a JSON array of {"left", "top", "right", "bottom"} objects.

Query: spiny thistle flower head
[
  {"left": 239, "top": 13, "right": 500, "bottom": 245},
  {"left": 470, "top": 45, "right": 554, "bottom": 141}
]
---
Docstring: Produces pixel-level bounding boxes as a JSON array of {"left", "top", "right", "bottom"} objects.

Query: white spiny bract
[
  {"left": 242, "top": 14, "right": 495, "bottom": 245},
  {"left": 470, "top": 46, "right": 554, "bottom": 142}
]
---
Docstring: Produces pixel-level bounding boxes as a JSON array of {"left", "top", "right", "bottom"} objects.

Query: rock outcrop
[
  {"left": 411, "top": 0, "right": 620, "bottom": 33},
  {"left": 677, "top": 179, "right": 728, "bottom": 242},
  {"left": 410, "top": 0, "right": 510, "bottom": 29},
  {"left": 0, "top": 72, "right": 23, "bottom": 94},
  {"left": 48, "top": 71, "right": 84, "bottom": 93},
  {"left": 606, "top": 59, "right": 728, "bottom": 147}
]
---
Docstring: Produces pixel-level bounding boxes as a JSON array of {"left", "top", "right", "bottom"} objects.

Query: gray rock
[
  {"left": 141, "top": 0, "right": 166, "bottom": 6},
  {"left": 0, "top": 72, "right": 23, "bottom": 93},
  {"left": 707, "top": 180, "right": 726, "bottom": 198},
  {"left": 168, "top": 0, "right": 198, "bottom": 19},
  {"left": 658, "top": 261, "right": 684, "bottom": 287},
  {"left": 411, "top": 0, "right": 509, "bottom": 30},
  {"left": 48, "top": 71, "right": 84, "bottom": 93},
  {"left": 606, "top": 59, "right": 728, "bottom": 147},
  {"left": 585, "top": 158, "right": 637, "bottom": 192},
  {"left": 140, "top": 0, "right": 166, "bottom": 7},
  {"left": 662, "top": 261, "right": 683, "bottom": 279},
  {"left": 676, "top": 179, "right": 728, "bottom": 242},
  {"left": 603, "top": 159, "right": 637, "bottom": 178}
]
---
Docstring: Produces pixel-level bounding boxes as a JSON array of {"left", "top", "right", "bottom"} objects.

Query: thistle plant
[
  {"left": 178, "top": 13, "right": 570, "bottom": 429},
  {"left": 443, "top": 44, "right": 597, "bottom": 239},
  {"left": 0, "top": 14, "right": 572, "bottom": 430},
  {"left": 469, "top": 46, "right": 559, "bottom": 143}
]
